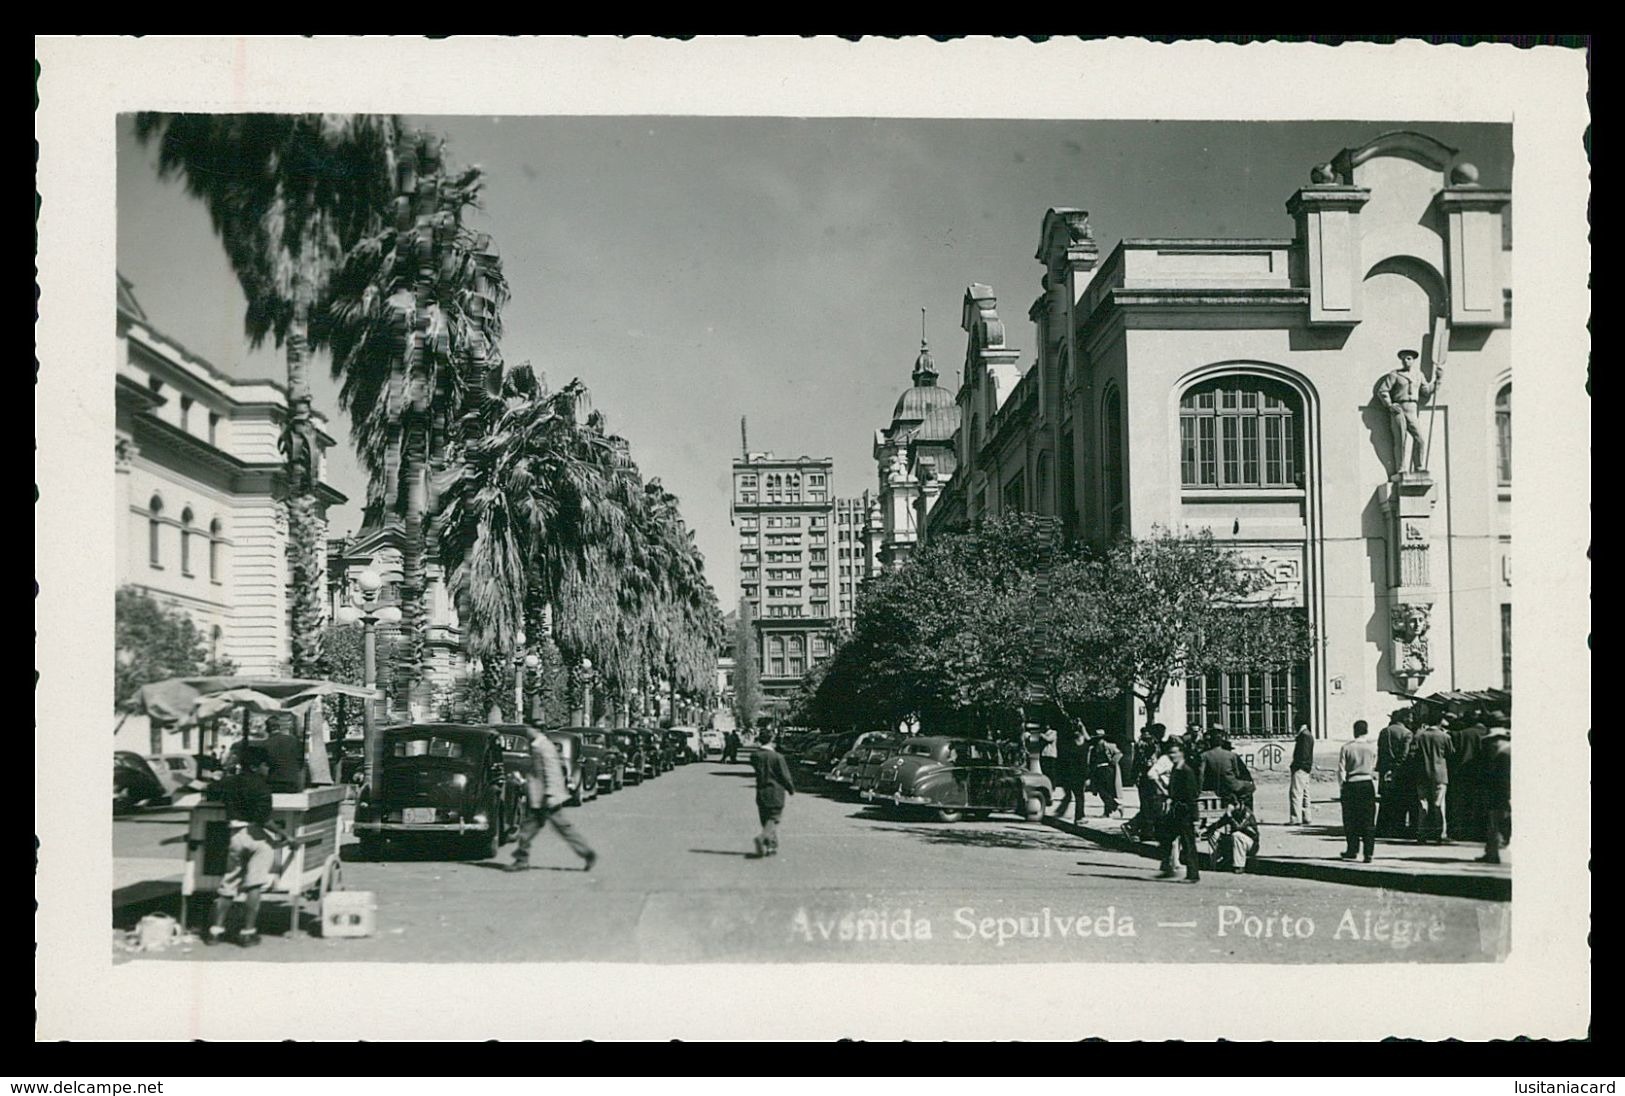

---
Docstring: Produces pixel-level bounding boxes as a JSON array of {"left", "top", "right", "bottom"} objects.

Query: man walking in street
[
  {"left": 1156, "top": 740, "right": 1202, "bottom": 883},
  {"left": 1088, "top": 729, "right": 1124, "bottom": 819},
  {"left": 508, "top": 726, "right": 597, "bottom": 872},
  {"left": 1338, "top": 720, "right": 1379, "bottom": 863},
  {"left": 203, "top": 746, "right": 284, "bottom": 948},
  {"left": 750, "top": 729, "right": 796, "bottom": 857},
  {"left": 1288, "top": 723, "right": 1316, "bottom": 824},
  {"left": 1409, "top": 718, "right": 1455, "bottom": 844},
  {"left": 1127, "top": 724, "right": 1168, "bottom": 842},
  {"left": 722, "top": 728, "right": 742, "bottom": 765},
  {"left": 1375, "top": 710, "right": 1415, "bottom": 838}
]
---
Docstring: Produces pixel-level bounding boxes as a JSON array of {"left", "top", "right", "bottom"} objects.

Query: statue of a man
[{"left": 1373, "top": 348, "right": 1443, "bottom": 476}]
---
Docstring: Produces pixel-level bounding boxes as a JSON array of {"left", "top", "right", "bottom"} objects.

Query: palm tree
[
  {"left": 318, "top": 132, "right": 509, "bottom": 709},
  {"left": 134, "top": 112, "right": 400, "bottom": 677}
]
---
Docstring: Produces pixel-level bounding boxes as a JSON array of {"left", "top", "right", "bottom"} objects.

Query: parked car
[
  {"left": 608, "top": 731, "right": 647, "bottom": 785},
  {"left": 578, "top": 730, "right": 625, "bottom": 793},
  {"left": 548, "top": 729, "right": 602, "bottom": 806},
  {"left": 699, "top": 728, "right": 726, "bottom": 758},
  {"left": 862, "top": 736, "right": 1052, "bottom": 823},
  {"left": 665, "top": 728, "right": 697, "bottom": 764},
  {"left": 328, "top": 736, "right": 368, "bottom": 785},
  {"left": 494, "top": 727, "right": 535, "bottom": 810},
  {"left": 354, "top": 724, "right": 522, "bottom": 859},
  {"left": 114, "top": 750, "right": 166, "bottom": 812},
  {"left": 797, "top": 732, "right": 860, "bottom": 780},
  {"left": 145, "top": 753, "right": 201, "bottom": 798},
  {"left": 634, "top": 729, "right": 668, "bottom": 776},
  {"left": 827, "top": 732, "right": 902, "bottom": 795}
]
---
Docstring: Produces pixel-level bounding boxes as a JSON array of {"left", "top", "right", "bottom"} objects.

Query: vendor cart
[{"left": 179, "top": 784, "right": 349, "bottom": 935}]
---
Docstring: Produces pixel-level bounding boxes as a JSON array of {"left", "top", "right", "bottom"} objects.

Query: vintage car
[
  {"left": 796, "top": 732, "right": 861, "bottom": 780},
  {"left": 698, "top": 728, "right": 726, "bottom": 758},
  {"left": 578, "top": 730, "right": 625, "bottom": 792},
  {"left": 631, "top": 729, "right": 667, "bottom": 777},
  {"left": 827, "top": 732, "right": 902, "bottom": 795},
  {"left": 548, "top": 729, "right": 602, "bottom": 806},
  {"left": 608, "top": 731, "right": 647, "bottom": 785},
  {"left": 145, "top": 753, "right": 202, "bottom": 798},
  {"left": 664, "top": 728, "right": 697, "bottom": 764},
  {"left": 113, "top": 750, "right": 167, "bottom": 812},
  {"left": 862, "top": 736, "right": 1051, "bottom": 823},
  {"left": 354, "top": 724, "right": 522, "bottom": 858}
]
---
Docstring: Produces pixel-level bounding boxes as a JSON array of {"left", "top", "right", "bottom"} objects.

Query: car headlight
[{"left": 450, "top": 773, "right": 468, "bottom": 788}]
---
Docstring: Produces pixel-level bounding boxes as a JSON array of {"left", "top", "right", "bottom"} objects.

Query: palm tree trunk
[{"left": 285, "top": 280, "right": 326, "bottom": 679}]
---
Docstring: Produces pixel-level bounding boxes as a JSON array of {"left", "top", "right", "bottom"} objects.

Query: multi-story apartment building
[
  {"left": 731, "top": 452, "right": 838, "bottom": 706},
  {"left": 832, "top": 494, "right": 873, "bottom": 626}
]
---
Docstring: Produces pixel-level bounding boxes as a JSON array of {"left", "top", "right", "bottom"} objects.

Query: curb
[{"left": 1043, "top": 816, "right": 1511, "bottom": 902}]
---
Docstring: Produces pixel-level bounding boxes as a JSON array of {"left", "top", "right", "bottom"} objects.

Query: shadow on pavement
[
  {"left": 708, "top": 771, "right": 756, "bottom": 778},
  {"left": 863, "top": 823, "right": 1086, "bottom": 852},
  {"left": 688, "top": 848, "right": 753, "bottom": 857},
  {"left": 1067, "top": 872, "right": 1162, "bottom": 885},
  {"left": 465, "top": 861, "right": 582, "bottom": 873}
]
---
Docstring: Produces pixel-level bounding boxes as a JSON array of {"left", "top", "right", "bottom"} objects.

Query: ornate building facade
[
  {"left": 116, "top": 276, "right": 347, "bottom": 750},
  {"left": 914, "top": 131, "right": 1512, "bottom": 739}
]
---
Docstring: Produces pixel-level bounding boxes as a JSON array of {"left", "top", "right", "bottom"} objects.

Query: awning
[{"left": 126, "top": 676, "right": 377, "bottom": 727}]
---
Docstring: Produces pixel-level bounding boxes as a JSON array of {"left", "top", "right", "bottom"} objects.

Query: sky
[{"left": 116, "top": 116, "right": 1511, "bottom": 598}]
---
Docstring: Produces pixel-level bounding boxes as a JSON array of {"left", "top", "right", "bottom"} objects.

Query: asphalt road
[{"left": 114, "top": 757, "right": 1508, "bottom": 964}]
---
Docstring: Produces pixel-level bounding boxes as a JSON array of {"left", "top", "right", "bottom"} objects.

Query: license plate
[{"left": 403, "top": 807, "right": 437, "bottom": 824}]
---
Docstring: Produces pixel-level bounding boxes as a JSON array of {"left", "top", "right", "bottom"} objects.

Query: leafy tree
[
  {"left": 732, "top": 599, "right": 762, "bottom": 731},
  {"left": 114, "top": 586, "right": 236, "bottom": 706},
  {"left": 1052, "top": 528, "right": 1315, "bottom": 735},
  {"left": 315, "top": 623, "right": 399, "bottom": 733}
]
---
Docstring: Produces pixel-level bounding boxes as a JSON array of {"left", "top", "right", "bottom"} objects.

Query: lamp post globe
[
  {"left": 375, "top": 606, "right": 402, "bottom": 625},
  {"left": 524, "top": 653, "right": 541, "bottom": 670},
  {"left": 357, "top": 569, "right": 383, "bottom": 595}
]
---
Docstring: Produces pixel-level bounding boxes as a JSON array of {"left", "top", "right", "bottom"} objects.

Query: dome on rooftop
[
  {"left": 914, "top": 402, "right": 962, "bottom": 443},
  {"left": 889, "top": 329, "right": 950, "bottom": 425}
]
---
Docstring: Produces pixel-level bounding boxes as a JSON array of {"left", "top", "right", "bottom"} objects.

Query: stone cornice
[
  {"left": 1434, "top": 187, "right": 1512, "bottom": 212},
  {"left": 1285, "top": 187, "right": 1371, "bottom": 217}
]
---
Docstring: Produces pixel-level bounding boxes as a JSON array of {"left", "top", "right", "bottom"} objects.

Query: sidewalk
[{"left": 1045, "top": 779, "right": 1510, "bottom": 901}]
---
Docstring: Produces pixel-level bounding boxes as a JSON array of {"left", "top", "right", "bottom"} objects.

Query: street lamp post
[
  {"left": 512, "top": 630, "right": 541, "bottom": 723},
  {"left": 579, "top": 658, "right": 594, "bottom": 726},
  {"left": 334, "top": 569, "right": 401, "bottom": 796}
]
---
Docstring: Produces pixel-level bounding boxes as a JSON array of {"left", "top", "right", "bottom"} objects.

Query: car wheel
[
  {"left": 1024, "top": 794, "right": 1046, "bottom": 822},
  {"left": 935, "top": 808, "right": 964, "bottom": 824},
  {"left": 568, "top": 777, "right": 584, "bottom": 808}
]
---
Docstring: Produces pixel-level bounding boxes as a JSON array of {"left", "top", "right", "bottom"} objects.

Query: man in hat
[
  {"left": 1373, "top": 348, "right": 1443, "bottom": 476},
  {"left": 508, "top": 726, "right": 597, "bottom": 873},
  {"left": 1478, "top": 718, "right": 1512, "bottom": 864}
]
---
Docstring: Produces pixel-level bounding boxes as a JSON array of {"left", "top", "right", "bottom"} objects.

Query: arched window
[
  {"left": 1036, "top": 451, "right": 1053, "bottom": 515},
  {"left": 209, "top": 518, "right": 224, "bottom": 583},
  {"left": 147, "top": 495, "right": 164, "bottom": 568},
  {"left": 1103, "top": 388, "right": 1125, "bottom": 535},
  {"left": 180, "top": 507, "right": 195, "bottom": 576},
  {"left": 1496, "top": 384, "right": 1511, "bottom": 486},
  {"left": 1180, "top": 376, "right": 1303, "bottom": 489}
]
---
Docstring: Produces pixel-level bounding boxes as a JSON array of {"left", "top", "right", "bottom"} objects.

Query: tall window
[
  {"left": 209, "top": 519, "right": 223, "bottom": 582},
  {"left": 179, "top": 507, "right": 195, "bottom": 575},
  {"left": 769, "top": 636, "right": 786, "bottom": 677},
  {"left": 1185, "top": 661, "right": 1310, "bottom": 738},
  {"left": 1103, "top": 388, "right": 1125, "bottom": 534},
  {"left": 147, "top": 494, "right": 164, "bottom": 568},
  {"left": 1501, "top": 604, "right": 1512, "bottom": 690},
  {"left": 1180, "top": 377, "right": 1302, "bottom": 489},
  {"left": 787, "top": 635, "right": 805, "bottom": 677},
  {"left": 1496, "top": 384, "right": 1512, "bottom": 486}
]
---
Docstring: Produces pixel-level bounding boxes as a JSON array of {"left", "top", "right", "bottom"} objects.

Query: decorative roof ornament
[{"left": 912, "top": 307, "right": 937, "bottom": 386}]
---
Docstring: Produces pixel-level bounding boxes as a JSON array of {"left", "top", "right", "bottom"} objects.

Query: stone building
[
  {"left": 871, "top": 330, "right": 962, "bottom": 575},
  {"left": 916, "top": 131, "right": 1512, "bottom": 739},
  {"left": 115, "top": 275, "right": 347, "bottom": 750}
]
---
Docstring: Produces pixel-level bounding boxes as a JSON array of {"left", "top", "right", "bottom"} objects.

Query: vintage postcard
[{"left": 35, "top": 36, "right": 1590, "bottom": 1041}]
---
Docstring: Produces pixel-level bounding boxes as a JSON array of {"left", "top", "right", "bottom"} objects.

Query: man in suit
[
  {"left": 1375, "top": 711, "right": 1415, "bottom": 838},
  {"left": 750, "top": 729, "right": 797, "bottom": 857},
  {"left": 508, "top": 726, "right": 597, "bottom": 872},
  {"left": 1156, "top": 741, "right": 1202, "bottom": 883},
  {"left": 1409, "top": 720, "right": 1455, "bottom": 843},
  {"left": 1199, "top": 735, "right": 1245, "bottom": 807},
  {"left": 1477, "top": 720, "right": 1512, "bottom": 863},
  {"left": 1288, "top": 723, "right": 1316, "bottom": 824}
]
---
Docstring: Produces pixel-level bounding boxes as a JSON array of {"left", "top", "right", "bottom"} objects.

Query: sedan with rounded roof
[{"left": 862, "top": 736, "right": 1052, "bottom": 823}]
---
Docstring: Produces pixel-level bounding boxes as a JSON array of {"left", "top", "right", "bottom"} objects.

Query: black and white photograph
[{"left": 35, "top": 36, "right": 1590, "bottom": 1044}]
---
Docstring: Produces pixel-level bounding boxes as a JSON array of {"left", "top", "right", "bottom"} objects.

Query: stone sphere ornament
[{"left": 1450, "top": 162, "right": 1481, "bottom": 186}]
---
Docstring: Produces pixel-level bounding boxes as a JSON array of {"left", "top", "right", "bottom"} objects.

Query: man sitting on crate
[
  {"left": 1203, "top": 800, "right": 1262, "bottom": 874},
  {"left": 202, "top": 746, "right": 286, "bottom": 948}
]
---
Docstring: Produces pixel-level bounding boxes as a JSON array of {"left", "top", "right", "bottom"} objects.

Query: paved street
[{"left": 115, "top": 757, "right": 1509, "bottom": 964}]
